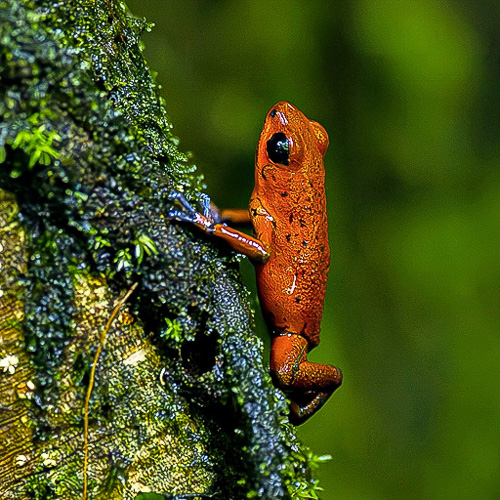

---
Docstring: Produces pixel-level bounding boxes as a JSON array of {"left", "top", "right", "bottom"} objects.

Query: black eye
[{"left": 267, "top": 132, "right": 289, "bottom": 166}]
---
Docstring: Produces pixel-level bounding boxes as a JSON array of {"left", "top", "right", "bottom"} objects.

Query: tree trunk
[{"left": 0, "top": 1, "right": 323, "bottom": 498}]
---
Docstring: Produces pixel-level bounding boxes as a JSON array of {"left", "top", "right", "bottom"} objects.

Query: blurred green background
[{"left": 126, "top": 1, "right": 500, "bottom": 498}]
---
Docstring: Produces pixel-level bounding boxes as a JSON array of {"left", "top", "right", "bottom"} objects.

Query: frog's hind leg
[{"left": 270, "top": 333, "right": 342, "bottom": 425}]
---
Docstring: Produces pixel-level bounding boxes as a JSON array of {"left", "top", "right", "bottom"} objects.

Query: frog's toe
[
  {"left": 167, "top": 208, "right": 198, "bottom": 223},
  {"left": 198, "top": 192, "right": 213, "bottom": 218},
  {"left": 168, "top": 191, "right": 196, "bottom": 212}
]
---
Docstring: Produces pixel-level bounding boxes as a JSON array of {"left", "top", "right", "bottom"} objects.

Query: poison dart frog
[{"left": 169, "top": 101, "right": 342, "bottom": 424}]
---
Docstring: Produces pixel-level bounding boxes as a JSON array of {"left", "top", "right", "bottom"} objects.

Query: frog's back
[{"left": 256, "top": 185, "right": 329, "bottom": 347}]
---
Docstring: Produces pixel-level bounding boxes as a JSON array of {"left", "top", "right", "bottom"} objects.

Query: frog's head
[{"left": 256, "top": 101, "right": 329, "bottom": 175}]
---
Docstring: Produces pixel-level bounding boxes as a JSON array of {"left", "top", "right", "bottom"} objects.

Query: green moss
[{"left": 0, "top": 0, "right": 325, "bottom": 498}]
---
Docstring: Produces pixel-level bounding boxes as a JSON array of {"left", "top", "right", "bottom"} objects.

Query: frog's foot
[
  {"left": 287, "top": 389, "right": 339, "bottom": 425},
  {"left": 270, "top": 333, "right": 342, "bottom": 425},
  {"left": 168, "top": 191, "right": 216, "bottom": 232},
  {"left": 167, "top": 191, "right": 270, "bottom": 263}
]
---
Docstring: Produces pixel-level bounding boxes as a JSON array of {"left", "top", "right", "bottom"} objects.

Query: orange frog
[{"left": 169, "top": 101, "right": 342, "bottom": 424}]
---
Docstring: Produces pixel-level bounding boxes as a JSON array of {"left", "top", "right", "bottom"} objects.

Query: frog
[{"left": 168, "top": 101, "right": 342, "bottom": 424}]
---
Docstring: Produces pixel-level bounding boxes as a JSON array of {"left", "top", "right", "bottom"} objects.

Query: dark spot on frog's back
[{"left": 281, "top": 191, "right": 288, "bottom": 197}]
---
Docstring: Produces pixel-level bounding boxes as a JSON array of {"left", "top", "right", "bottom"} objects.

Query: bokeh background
[{"left": 126, "top": 1, "right": 500, "bottom": 498}]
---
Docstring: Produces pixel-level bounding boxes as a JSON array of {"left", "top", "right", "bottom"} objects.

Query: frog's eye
[{"left": 267, "top": 132, "right": 289, "bottom": 166}]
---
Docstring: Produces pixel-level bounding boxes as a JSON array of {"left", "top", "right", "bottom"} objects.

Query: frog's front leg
[
  {"left": 168, "top": 192, "right": 270, "bottom": 263},
  {"left": 270, "top": 334, "right": 342, "bottom": 425}
]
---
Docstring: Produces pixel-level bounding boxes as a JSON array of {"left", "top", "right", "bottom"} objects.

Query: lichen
[{"left": 0, "top": 0, "right": 323, "bottom": 498}]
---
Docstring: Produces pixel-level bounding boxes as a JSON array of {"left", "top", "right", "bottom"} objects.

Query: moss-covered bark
[{"left": 0, "top": 1, "right": 325, "bottom": 498}]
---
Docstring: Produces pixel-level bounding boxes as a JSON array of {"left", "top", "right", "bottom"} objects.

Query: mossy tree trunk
[{"left": 0, "top": 1, "right": 323, "bottom": 499}]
